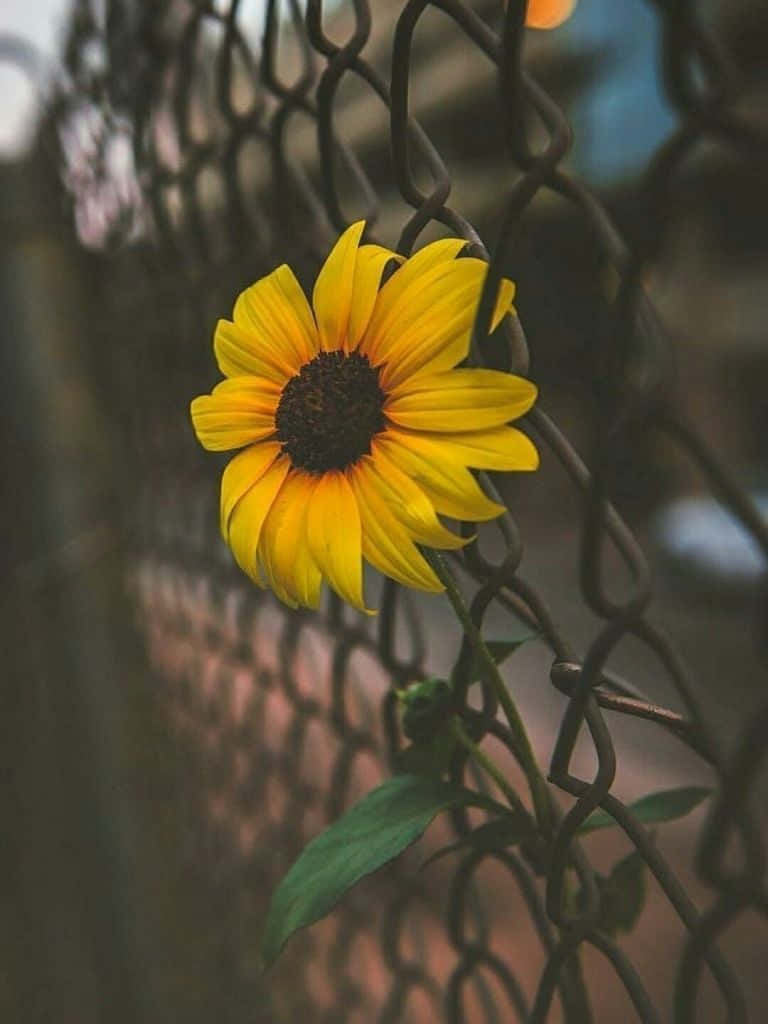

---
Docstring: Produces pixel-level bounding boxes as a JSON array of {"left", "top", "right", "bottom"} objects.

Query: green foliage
[
  {"left": 395, "top": 631, "right": 536, "bottom": 777},
  {"left": 260, "top": 774, "right": 480, "bottom": 967},
  {"left": 395, "top": 731, "right": 458, "bottom": 779},
  {"left": 578, "top": 786, "right": 711, "bottom": 835},
  {"left": 420, "top": 812, "right": 535, "bottom": 871},
  {"left": 564, "top": 848, "right": 647, "bottom": 935},
  {"left": 468, "top": 635, "right": 537, "bottom": 684},
  {"left": 399, "top": 677, "right": 456, "bottom": 743},
  {"left": 597, "top": 849, "right": 647, "bottom": 935},
  {"left": 395, "top": 677, "right": 459, "bottom": 778}
]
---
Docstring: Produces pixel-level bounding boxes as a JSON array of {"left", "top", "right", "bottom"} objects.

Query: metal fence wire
[{"left": 32, "top": 0, "right": 768, "bottom": 1021}]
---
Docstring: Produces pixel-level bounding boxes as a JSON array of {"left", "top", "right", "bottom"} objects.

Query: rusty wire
[{"left": 32, "top": 0, "right": 768, "bottom": 1020}]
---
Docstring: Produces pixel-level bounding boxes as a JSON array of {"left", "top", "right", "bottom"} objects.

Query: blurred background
[{"left": 1, "top": 1, "right": 767, "bottom": 1021}]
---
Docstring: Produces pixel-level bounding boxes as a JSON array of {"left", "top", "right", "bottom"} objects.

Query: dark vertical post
[{"left": 0, "top": 146, "right": 151, "bottom": 1024}]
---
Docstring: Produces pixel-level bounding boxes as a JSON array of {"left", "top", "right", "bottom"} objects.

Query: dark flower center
[{"left": 275, "top": 350, "right": 387, "bottom": 473}]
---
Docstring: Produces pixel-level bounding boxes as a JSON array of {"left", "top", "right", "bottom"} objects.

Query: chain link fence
[{"left": 6, "top": 0, "right": 768, "bottom": 1021}]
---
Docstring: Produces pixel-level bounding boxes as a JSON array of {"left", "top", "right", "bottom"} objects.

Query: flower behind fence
[{"left": 190, "top": 222, "right": 538, "bottom": 611}]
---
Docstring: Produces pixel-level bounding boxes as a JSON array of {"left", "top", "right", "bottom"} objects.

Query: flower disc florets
[{"left": 276, "top": 350, "right": 386, "bottom": 473}]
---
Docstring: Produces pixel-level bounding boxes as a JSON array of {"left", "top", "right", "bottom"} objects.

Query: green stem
[
  {"left": 427, "top": 549, "right": 552, "bottom": 835},
  {"left": 451, "top": 718, "right": 530, "bottom": 821}
]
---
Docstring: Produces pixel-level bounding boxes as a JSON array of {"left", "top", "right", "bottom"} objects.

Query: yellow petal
[
  {"left": 190, "top": 378, "right": 279, "bottom": 451},
  {"left": 258, "top": 470, "right": 322, "bottom": 609},
  {"left": 233, "top": 264, "right": 318, "bottom": 369},
  {"left": 392, "top": 425, "right": 539, "bottom": 471},
  {"left": 365, "top": 258, "right": 516, "bottom": 390},
  {"left": 228, "top": 455, "right": 291, "bottom": 581},
  {"left": 348, "top": 461, "right": 443, "bottom": 592},
  {"left": 375, "top": 432, "right": 505, "bottom": 522},
  {"left": 312, "top": 221, "right": 366, "bottom": 351},
  {"left": 385, "top": 370, "right": 537, "bottom": 432},
  {"left": 214, "top": 318, "right": 298, "bottom": 384},
  {"left": 346, "top": 245, "right": 404, "bottom": 352},
  {"left": 306, "top": 470, "right": 371, "bottom": 612},
  {"left": 209, "top": 376, "right": 283, "bottom": 398},
  {"left": 361, "top": 243, "right": 468, "bottom": 366},
  {"left": 365, "top": 447, "right": 466, "bottom": 550},
  {"left": 219, "top": 440, "right": 282, "bottom": 539},
  {"left": 365, "top": 238, "right": 468, "bottom": 345}
]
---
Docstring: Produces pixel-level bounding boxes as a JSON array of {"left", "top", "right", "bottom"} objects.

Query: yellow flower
[{"left": 190, "top": 222, "right": 538, "bottom": 612}]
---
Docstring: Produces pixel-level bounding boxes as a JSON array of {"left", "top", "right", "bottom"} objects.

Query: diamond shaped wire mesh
[{"left": 20, "top": 1, "right": 768, "bottom": 1020}]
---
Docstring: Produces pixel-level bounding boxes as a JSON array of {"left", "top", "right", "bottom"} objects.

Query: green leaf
[
  {"left": 578, "top": 786, "right": 711, "bottom": 835},
  {"left": 598, "top": 849, "right": 646, "bottom": 934},
  {"left": 469, "top": 636, "right": 537, "bottom": 683},
  {"left": 261, "top": 775, "right": 478, "bottom": 967},
  {"left": 420, "top": 812, "right": 535, "bottom": 871}
]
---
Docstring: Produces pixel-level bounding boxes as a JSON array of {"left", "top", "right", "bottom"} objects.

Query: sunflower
[{"left": 190, "top": 222, "right": 538, "bottom": 612}]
